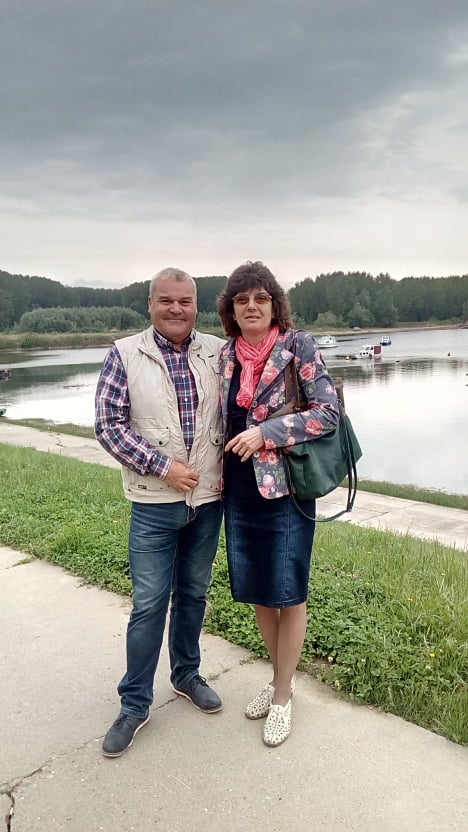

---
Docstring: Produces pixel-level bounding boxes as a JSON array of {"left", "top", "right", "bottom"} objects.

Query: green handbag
[{"left": 273, "top": 359, "right": 363, "bottom": 522}]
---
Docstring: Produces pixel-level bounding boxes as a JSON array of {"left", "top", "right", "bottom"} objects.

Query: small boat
[
  {"left": 316, "top": 334, "right": 337, "bottom": 348},
  {"left": 0, "top": 368, "right": 11, "bottom": 381},
  {"left": 355, "top": 344, "right": 382, "bottom": 359},
  {"left": 380, "top": 335, "right": 392, "bottom": 346},
  {"left": 0, "top": 407, "right": 6, "bottom": 417}
]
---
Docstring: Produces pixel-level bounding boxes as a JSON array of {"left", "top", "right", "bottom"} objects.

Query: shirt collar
[{"left": 152, "top": 327, "right": 195, "bottom": 352}]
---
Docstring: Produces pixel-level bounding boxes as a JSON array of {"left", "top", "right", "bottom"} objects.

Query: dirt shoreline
[
  {"left": 331, "top": 322, "right": 467, "bottom": 336},
  {"left": 0, "top": 322, "right": 466, "bottom": 353},
  {"left": 328, "top": 323, "right": 468, "bottom": 338}
]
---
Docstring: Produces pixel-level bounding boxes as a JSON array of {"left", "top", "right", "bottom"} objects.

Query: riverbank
[
  {"left": 0, "top": 329, "right": 141, "bottom": 351},
  {"left": 0, "top": 321, "right": 466, "bottom": 352},
  {"left": 329, "top": 321, "right": 468, "bottom": 337}
]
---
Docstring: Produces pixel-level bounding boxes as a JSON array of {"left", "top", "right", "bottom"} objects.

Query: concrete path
[
  {"left": 1, "top": 546, "right": 467, "bottom": 832},
  {"left": 1, "top": 421, "right": 468, "bottom": 550},
  {"left": 1, "top": 422, "right": 468, "bottom": 831}
]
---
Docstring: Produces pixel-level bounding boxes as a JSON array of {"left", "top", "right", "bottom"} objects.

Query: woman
[{"left": 217, "top": 261, "right": 339, "bottom": 747}]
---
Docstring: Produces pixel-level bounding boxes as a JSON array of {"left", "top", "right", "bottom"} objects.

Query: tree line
[
  {"left": 16, "top": 306, "right": 147, "bottom": 334},
  {"left": 0, "top": 269, "right": 227, "bottom": 331},
  {"left": 289, "top": 271, "right": 468, "bottom": 328},
  {"left": 0, "top": 268, "right": 467, "bottom": 332}
]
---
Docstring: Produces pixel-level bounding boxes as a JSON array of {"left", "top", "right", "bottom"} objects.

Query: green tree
[
  {"left": 314, "top": 311, "right": 339, "bottom": 329},
  {"left": 194, "top": 276, "right": 227, "bottom": 312},
  {"left": 0, "top": 288, "right": 15, "bottom": 329},
  {"left": 347, "top": 302, "right": 375, "bottom": 328},
  {"left": 17, "top": 306, "right": 146, "bottom": 333}
]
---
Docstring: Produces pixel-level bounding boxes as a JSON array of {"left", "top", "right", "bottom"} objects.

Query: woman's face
[{"left": 232, "top": 287, "right": 273, "bottom": 344}]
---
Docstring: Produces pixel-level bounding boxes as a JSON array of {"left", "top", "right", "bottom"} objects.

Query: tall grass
[
  {"left": 0, "top": 442, "right": 466, "bottom": 744},
  {"left": 0, "top": 330, "right": 140, "bottom": 350},
  {"left": 355, "top": 478, "right": 468, "bottom": 512}
]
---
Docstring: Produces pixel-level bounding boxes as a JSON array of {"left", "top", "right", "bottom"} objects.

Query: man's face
[{"left": 148, "top": 278, "right": 197, "bottom": 348}]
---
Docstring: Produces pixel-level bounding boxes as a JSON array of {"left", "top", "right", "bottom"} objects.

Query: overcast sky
[{"left": 1, "top": 1, "right": 468, "bottom": 290}]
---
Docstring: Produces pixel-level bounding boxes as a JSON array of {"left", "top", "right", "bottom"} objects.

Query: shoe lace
[
  {"left": 113, "top": 714, "right": 138, "bottom": 728},
  {"left": 113, "top": 715, "right": 129, "bottom": 728}
]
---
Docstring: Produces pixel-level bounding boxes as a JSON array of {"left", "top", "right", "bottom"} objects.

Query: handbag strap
[
  {"left": 284, "top": 358, "right": 307, "bottom": 411},
  {"left": 284, "top": 356, "right": 358, "bottom": 523}
]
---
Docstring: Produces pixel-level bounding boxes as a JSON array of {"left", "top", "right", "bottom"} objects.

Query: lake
[{"left": 1, "top": 329, "right": 467, "bottom": 494}]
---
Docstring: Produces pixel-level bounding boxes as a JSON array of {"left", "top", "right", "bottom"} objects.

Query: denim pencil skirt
[{"left": 224, "top": 456, "right": 315, "bottom": 608}]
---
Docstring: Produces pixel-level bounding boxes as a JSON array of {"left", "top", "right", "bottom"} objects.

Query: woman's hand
[{"left": 225, "top": 426, "right": 264, "bottom": 461}]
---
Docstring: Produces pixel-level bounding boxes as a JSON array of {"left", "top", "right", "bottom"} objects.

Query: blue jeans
[{"left": 118, "top": 500, "right": 223, "bottom": 719}]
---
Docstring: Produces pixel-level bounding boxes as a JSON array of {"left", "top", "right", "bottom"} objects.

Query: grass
[
  {"left": 0, "top": 443, "right": 132, "bottom": 594},
  {"left": 0, "top": 330, "right": 141, "bottom": 350},
  {"left": 355, "top": 478, "right": 468, "bottom": 512},
  {"left": 3, "top": 418, "right": 96, "bottom": 440},
  {"left": 207, "top": 528, "right": 468, "bottom": 745},
  {"left": 0, "top": 326, "right": 224, "bottom": 350},
  {"left": 0, "top": 442, "right": 466, "bottom": 744}
]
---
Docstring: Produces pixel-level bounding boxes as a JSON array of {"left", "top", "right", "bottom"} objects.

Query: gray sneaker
[
  {"left": 102, "top": 713, "right": 150, "bottom": 757},
  {"left": 173, "top": 675, "right": 222, "bottom": 713}
]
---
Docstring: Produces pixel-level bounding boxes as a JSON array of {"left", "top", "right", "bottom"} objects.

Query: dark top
[{"left": 224, "top": 361, "right": 258, "bottom": 498}]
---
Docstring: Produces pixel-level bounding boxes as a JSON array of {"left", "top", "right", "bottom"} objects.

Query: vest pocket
[
  {"left": 131, "top": 423, "right": 170, "bottom": 448},
  {"left": 209, "top": 427, "right": 224, "bottom": 446}
]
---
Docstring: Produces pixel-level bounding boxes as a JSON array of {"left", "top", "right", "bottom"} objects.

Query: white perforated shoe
[
  {"left": 245, "top": 683, "right": 275, "bottom": 720},
  {"left": 245, "top": 676, "right": 296, "bottom": 721},
  {"left": 263, "top": 699, "right": 292, "bottom": 747}
]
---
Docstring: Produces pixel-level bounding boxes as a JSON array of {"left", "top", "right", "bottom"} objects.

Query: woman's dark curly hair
[{"left": 217, "top": 261, "right": 293, "bottom": 337}]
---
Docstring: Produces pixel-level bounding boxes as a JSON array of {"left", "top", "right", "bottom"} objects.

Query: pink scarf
[{"left": 235, "top": 326, "right": 279, "bottom": 408}]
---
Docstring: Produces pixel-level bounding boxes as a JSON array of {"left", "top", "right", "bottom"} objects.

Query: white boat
[
  {"left": 380, "top": 335, "right": 392, "bottom": 346},
  {"left": 316, "top": 334, "right": 337, "bottom": 348},
  {"left": 354, "top": 344, "right": 382, "bottom": 359}
]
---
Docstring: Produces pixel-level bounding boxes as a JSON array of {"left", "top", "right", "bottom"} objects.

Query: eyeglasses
[{"left": 232, "top": 292, "right": 272, "bottom": 306}]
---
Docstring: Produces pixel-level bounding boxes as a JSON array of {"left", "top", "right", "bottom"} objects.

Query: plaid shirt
[{"left": 95, "top": 328, "right": 198, "bottom": 479}]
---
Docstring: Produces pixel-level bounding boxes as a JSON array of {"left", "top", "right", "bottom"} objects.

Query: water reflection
[
  {"left": 325, "top": 353, "right": 468, "bottom": 494},
  {"left": 1, "top": 334, "right": 467, "bottom": 493},
  {"left": 330, "top": 356, "right": 467, "bottom": 386},
  {"left": 0, "top": 357, "right": 105, "bottom": 426},
  {"left": 4, "top": 362, "right": 103, "bottom": 392}
]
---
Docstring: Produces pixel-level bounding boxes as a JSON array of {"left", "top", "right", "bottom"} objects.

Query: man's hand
[
  {"left": 225, "top": 426, "right": 264, "bottom": 462},
  {"left": 164, "top": 460, "right": 200, "bottom": 492}
]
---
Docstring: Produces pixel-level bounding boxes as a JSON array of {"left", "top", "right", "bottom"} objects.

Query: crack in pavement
[
  {"left": 0, "top": 661, "right": 247, "bottom": 828},
  {"left": 0, "top": 688, "right": 213, "bottom": 793},
  {"left": 1, "top": 763, "right": 51, "bottom": 801},
  {"left": 3, "top": 790, "right": 14, "bottom": 832}
]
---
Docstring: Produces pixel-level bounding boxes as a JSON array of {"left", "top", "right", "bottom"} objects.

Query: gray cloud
[{"left": 1, "top": 1, "right": 467, "bottom": 283}]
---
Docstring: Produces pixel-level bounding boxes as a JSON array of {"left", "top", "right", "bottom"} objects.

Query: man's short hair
[{"left": 149, "top": 268, "right": 197, "bottom": 298}]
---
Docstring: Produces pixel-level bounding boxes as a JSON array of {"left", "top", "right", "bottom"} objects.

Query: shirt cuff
[{"left": 150, "top": 454, "right": 172, "bottom": 479}]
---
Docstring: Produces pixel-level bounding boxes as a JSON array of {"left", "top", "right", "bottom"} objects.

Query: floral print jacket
[{"left": 219, "top": 328, "right": 340, "bottom": 499}]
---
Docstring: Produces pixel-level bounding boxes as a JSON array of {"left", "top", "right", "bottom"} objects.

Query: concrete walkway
[{"left": 1, "top": 423, "right": 468, "bottom": 831}]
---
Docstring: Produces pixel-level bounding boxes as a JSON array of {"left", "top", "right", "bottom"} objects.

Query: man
[{"left": 95, "top": 267, "right": 225, "bottom": 757}]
